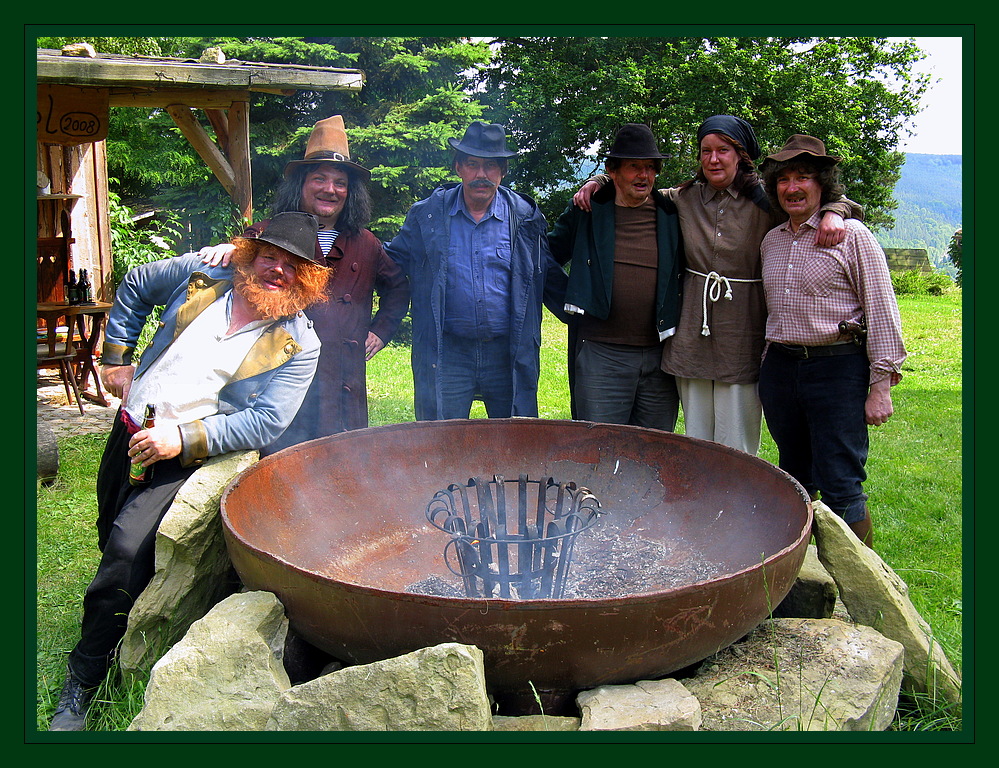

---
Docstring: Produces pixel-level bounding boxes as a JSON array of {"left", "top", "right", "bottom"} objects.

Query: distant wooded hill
[{"left": 876, "top": 153, "right": 962, "bottom": 274}]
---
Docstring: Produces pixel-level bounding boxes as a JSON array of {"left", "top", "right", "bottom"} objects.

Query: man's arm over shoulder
[
  {"left": 821, "top": 195, "right": 864, "bottom": 222},
  {"left": 547, "top": 203, "right": 584, "bottom": 267},
  {"left": 103, "top": 252, "right": 219, "bottom": 365}
]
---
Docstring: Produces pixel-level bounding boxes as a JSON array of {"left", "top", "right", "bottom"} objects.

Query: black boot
[{"left": 48, "top": 670, "right": 95, "bottom": 731}]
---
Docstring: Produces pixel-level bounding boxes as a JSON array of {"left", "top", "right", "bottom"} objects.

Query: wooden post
[{"left": 227, "top": 100, "right": 252, "bottom": 223}]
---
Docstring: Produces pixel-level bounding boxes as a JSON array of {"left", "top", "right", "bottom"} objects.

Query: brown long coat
[{"left": 246, "top": 221, "right": 410, "bottom": 454}]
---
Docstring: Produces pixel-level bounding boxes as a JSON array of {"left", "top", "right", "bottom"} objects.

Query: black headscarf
[{"left": 696, "top": 115, "right": 761, "bottom": 161}]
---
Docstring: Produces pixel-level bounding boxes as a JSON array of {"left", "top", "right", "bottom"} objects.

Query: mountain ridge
[{"left": 877, "top": 153, "right": 963, "bottom": 274}]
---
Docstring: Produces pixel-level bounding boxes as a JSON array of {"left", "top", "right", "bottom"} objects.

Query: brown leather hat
[
  {"left": 283, "top": 116, "right": 371, "bottom": 180},
  {"left": 763, "top": 134, "right": 841, "bottom": 166}
]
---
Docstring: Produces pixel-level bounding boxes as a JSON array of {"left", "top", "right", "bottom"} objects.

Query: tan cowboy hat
[{"left": 283, "top": 115, "right": 371, "bottom": 180}]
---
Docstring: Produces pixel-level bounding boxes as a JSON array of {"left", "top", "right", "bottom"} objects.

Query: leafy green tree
[
  {"left": 948, "top": 228, "right": 963, "bottom": 287},
  {"left": 37, "top": 36, "right": 492, "bottom": 244},
  {"left": 211, "top": 36, "right": 492, "bottom": 239},
  {"left": 477, "top": 36, "right": 930, "bottom": 230},
  {"left": 37, "top": 36, "right": 932, "bottom": 240},
  {"left": 106, "top": 183, "right": 182, "bottom": 354}
]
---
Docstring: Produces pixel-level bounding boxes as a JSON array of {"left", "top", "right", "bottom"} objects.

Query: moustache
[{"left": 468, "top": 179, "right": 496, "bottom": 189}]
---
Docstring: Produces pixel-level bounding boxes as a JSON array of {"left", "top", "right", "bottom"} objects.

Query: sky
[{"left": 897, "top": 36, "right": 963, "bottom": 156}]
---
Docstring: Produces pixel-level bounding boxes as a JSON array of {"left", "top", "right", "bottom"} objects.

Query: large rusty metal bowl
[{"left": 220, "top": 419, "right": 812, "bottom": 714}]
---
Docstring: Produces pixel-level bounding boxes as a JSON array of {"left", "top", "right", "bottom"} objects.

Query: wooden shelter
[{"left": 35, "top": 46, "right": 365, "bottom": 303}]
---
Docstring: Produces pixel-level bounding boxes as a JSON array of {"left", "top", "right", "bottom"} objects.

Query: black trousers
[
  {"left": 758, "top": 346, "right": 870, "bottom": 524},
  {"left": 68, "top": 414, "right": 197, "bottom": 687}
]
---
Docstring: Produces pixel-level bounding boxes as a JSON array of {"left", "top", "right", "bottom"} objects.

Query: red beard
[{"left": 232, "top": 265, "right": 313, "bottom": 320}]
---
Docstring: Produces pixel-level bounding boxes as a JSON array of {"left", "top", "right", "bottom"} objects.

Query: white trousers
[{"left": 677, "top": 377, "right": 762, "bottom": 456}]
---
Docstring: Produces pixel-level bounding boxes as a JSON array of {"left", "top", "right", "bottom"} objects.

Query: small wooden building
[
  {"left": 883, "top": 247, "right": 933, "bottom": 274},
  {"left": 36, "top": 46, "right": 365, "bottom": 304}
]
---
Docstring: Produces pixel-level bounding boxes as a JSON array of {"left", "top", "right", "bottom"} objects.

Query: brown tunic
[
  {"left": 578, "top": 198, "right": 660, "bottom": 346},
  {"left": 659, "top": 182, "right": 776, "bottom": 384}
]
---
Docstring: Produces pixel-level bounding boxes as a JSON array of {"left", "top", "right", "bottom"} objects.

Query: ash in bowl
[{"left": 405, "top": 532, "right": 727, "bottom": 600}]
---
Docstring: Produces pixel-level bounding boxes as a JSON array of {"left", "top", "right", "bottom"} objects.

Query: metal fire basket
[{"left": 426, "top": 474, "right": 604, "bottom": 599}]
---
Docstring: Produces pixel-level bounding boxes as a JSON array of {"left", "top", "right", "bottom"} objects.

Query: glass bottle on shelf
[
  {"left": 66, "top": 269, "right": 79, "bottom": 305},
  {"left": 78, "top": 269, "right": 93, "bottom": 304}
]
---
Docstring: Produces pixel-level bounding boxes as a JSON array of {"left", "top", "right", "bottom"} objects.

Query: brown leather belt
[{"left": 773, "top": 342, "right": 864, "bottom": 359}]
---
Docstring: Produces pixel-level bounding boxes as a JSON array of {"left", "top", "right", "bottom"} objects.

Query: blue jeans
[
  {"left": 438, "top": 332, "right": 515, "bottom": 419},
  {"left": 573, "top": 339, "right": 678, "bottom": 430},
  {"left": 758, "top": 345, "right": 870, "bottom": 523}
]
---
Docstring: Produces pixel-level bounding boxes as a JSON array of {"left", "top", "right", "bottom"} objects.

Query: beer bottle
[
  {"left": 127, "top": 404, "right": 157, "bottom": 486},
  {"left": 66, "top": 269, "right": 79, "bottom": 304},
  {"left": 79, "top": 269, "right": 93, "bottom": 304}
]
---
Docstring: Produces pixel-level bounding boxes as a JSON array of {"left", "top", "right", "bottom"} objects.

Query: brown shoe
[{"left": 848, "top": 508, "right": 874, "bottom": 549}]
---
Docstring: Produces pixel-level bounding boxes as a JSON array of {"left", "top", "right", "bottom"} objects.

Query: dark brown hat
[
  {"left": 605, "top": 123, "right": 666, "bottom": 159},
  {"left": 448, "top": 121, "right": 518, "bottom": 158},
  {"left": 763, "top": 134, "right": 841, "bottom": 166},
  {"left": 250, "top": 212, "right": 323, "bottom": 266},
  {"left": 283, "top": 116, "right": 371, "bottom": 181}
]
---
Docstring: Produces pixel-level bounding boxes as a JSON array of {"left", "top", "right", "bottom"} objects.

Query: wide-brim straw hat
[
  {"left": 762, "top": 134, "right": 841, "bottom": 166},
  {"left": 283, "top": 115, "right": 371, "bottom": 180}
]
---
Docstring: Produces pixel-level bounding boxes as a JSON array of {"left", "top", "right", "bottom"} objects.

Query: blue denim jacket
[
  {"left": 386, "top": 184, "right": 569, "bottom": 420},
  {"left": 102, "top": 253, "right": 321, "bottom": 466}
]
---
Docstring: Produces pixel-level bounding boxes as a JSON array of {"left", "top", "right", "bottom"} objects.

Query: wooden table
[{"left": 37, "top": 301, "right": 114, "bottom": 406}]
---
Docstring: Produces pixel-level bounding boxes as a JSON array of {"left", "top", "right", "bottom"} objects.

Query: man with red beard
[
  {"left": 200, "top": 116, "right": 410, "bottom": 451},
  {"left": 49, "top": 212, "right": 327, "bottom": 731}
]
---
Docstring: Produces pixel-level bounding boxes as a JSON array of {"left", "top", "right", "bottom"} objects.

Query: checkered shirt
[{"left": 761, "top": 213, "right": 906, "bottom": 385}]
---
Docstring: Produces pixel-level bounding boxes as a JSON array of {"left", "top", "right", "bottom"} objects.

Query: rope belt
[{"left": 687, "top": 268, "right": 762, "bottom": 336}]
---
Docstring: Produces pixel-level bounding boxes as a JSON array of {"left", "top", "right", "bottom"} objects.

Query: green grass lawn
[{"left": 34, "top": 290, "right": 964, "bottom": 730}]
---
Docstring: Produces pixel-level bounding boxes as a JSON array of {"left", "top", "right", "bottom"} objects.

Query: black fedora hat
[
  {"left": 448, "top": 121, "right": 517, "bottom": 158},
  {"left": 251, "top": 212, "right": 323, "bottom": 266},
  {"left": 605, "top": 123, "right": 666, "bottom": 159}
]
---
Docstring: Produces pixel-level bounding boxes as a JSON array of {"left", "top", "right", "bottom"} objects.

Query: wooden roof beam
[
  {"left": 37, "top": 50, "right": 364, "bottom": 93},
  {"left": 108, "top": 87, "right": 264, "bottom": 109},
  {"left": 165, "top": 104, "right": 237, "bottom": 200}
]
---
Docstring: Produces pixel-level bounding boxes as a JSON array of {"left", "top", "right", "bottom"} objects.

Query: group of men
[{"left": 49, "top": 115, "right": 905, "bottom": 731}]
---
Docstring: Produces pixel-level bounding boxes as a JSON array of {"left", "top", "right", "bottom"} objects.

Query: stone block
[
  {"left": 686, "top": 617, "right": 904, "bottom": 731},
  {"left": 128, "top": 591, "right": 290, "bottom": 731},
  {"left": 772, "top": 544, "right": 837, "bottom": 619},
  {"left": 811, "top": 501, "right": 962, "bottom": 715},
  {"left": 577, "top": 678, "right": 701, "bottom": 731},
  {"left": 119, "top": 450, "right": 258, "bottom": 680},
  {"left": 266, "top": 643, "right": 493, "bottom": 731}
]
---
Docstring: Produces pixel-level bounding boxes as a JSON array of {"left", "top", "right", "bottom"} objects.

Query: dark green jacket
[{"left": 547, "top": 181, "right": 684, "bottom": 339}]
